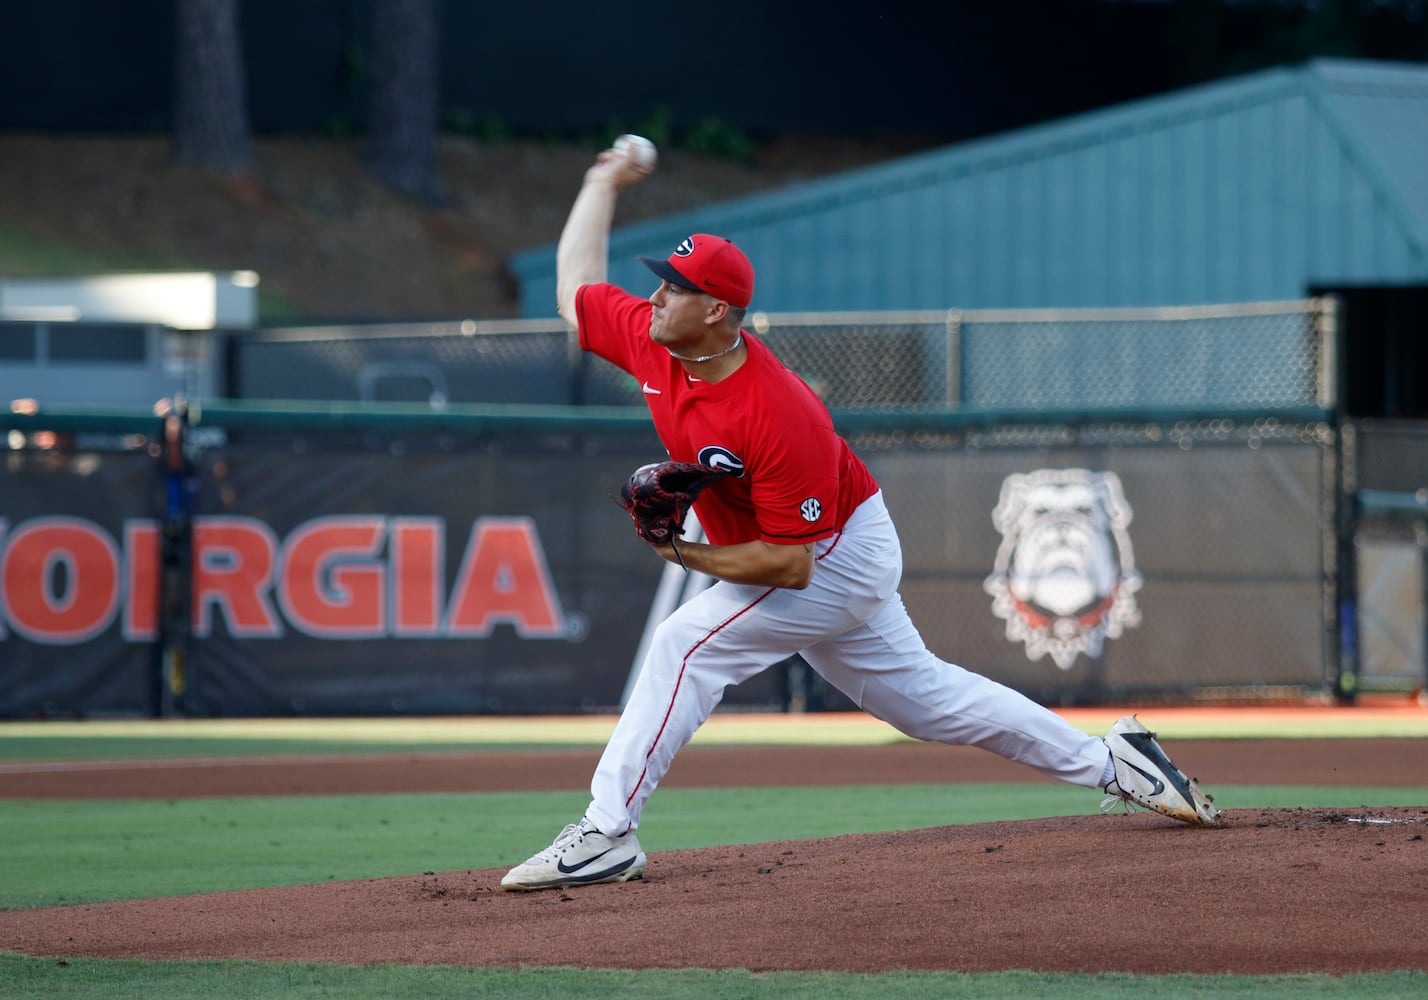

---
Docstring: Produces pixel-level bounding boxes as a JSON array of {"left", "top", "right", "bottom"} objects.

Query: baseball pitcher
[{"left": 501, "top": 139, "right": 1219, "bottom": 891}]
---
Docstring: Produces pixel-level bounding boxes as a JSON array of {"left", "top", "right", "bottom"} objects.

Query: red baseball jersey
[{"left": 576, "top": 283, "right": 878, "bottom": 546}]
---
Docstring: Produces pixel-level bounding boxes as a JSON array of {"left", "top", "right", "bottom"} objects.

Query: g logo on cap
[{"left": 637, "top": 233, "right": 756, "bottom": 309}]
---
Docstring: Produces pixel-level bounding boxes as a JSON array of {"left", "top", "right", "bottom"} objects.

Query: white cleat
[
  {"left": 500, "top": 817, "right": 647, "bottom": 891},
  {"left": 1102, "top": 715, "right": 1221, "bottom": 826}
]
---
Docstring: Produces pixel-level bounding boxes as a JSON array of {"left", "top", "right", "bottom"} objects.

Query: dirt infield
[{"left": 2, "top": 737, "right": 1427, "bottom": 974}]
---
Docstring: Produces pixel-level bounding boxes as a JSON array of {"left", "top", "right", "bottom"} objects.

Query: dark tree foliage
[
  {"left": 173, "top": 0, "right": 253, "bottom": 175},
  {"left": 367, "top": 0, "right": 440, "bottom": 201}
]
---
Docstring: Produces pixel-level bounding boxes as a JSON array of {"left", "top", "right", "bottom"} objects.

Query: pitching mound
[{"left": 1, "top": 806, "right": 1424, "bottom": 974}]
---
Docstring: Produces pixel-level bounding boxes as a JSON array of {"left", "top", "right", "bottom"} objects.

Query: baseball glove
[{"left": 617, "top": 460, "right": 729, "bottom": 546}]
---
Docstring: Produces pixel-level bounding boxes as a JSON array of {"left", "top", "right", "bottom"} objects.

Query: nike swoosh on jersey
[{"left": 642, "top": 382, "right": 662, "bottom": 395}]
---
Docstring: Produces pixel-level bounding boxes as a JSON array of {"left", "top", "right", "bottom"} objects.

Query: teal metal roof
[
  {"left": 511, "top": 59, "right": 1428, "bottom": 316},
  {"left": 1308, "top": 59, "right": 1428, "bottom": 249}
]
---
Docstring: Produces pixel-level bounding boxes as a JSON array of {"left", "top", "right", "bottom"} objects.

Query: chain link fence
[
  {"left": 952, "top": 301, "right": 1331, "bottom": 410},
  {"left": 231, "top": 298, "right": 1336, "bottom": 412},
  {"left": 229, "top": 320, "right": 577, "bottom": 405},
  {"left": 1346, "top": 419, "right": 1428, "bottom": 693}
]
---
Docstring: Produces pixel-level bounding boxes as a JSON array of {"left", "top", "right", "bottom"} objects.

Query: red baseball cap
[{"left": 638, "top": 234, "right": 755, "bottom": 308}]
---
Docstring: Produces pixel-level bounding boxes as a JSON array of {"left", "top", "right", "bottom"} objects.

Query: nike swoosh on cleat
[
  {"left": 562, "top": 855, "right": 641, "bottom": 884},
  {"left": 1115, "top": 757, "right": 1165, "bottom": 796},
  {"left": 642, "top": 382, "right": 662, "bottom": 395},
  {"left": 556, "top": 847, "right": 618, "bottom": 874}
]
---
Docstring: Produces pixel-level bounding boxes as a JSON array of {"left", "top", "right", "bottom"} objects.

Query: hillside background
[{"left": 0, "top": 132, "right": 914, "bottom": 324}]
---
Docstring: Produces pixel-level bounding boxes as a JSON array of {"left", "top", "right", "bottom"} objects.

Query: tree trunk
[
  {"left": 367, "top": 0, "right": 440, "bottom": 201},
  {"left": 173, "top": 0, "right": 253, "bottom": 175}
]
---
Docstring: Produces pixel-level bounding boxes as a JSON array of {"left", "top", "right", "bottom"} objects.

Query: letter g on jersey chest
[{"left": 696, "top": 445, "right": 745, "bottom": 478}]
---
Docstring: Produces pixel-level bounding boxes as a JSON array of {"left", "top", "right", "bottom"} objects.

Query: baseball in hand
[{"left": 614, "top": 134, "right": 658, "bottom": 173}]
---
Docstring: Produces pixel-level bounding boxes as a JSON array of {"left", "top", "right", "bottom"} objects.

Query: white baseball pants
[{"left": 586, "top": 490, "right": 1112, "bottom": 836}]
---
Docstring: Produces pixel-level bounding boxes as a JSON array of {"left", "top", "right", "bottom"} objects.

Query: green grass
[
  {"left": 1, "top": 956, "right": 1423, "bottom": 1000},
  {"left": 3, "top": 783, "right": 1423, "bottom": 910}
]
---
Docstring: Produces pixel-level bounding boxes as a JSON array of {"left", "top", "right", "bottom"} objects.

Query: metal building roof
[{"left": 511, "top": 59, "right": 1428, "bottom": 316}]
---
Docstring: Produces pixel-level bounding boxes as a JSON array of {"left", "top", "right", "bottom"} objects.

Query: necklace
[{"left": 666, "top": 333, "right": 742, "bottom": 364}]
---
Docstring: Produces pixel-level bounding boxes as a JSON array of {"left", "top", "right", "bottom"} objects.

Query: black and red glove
[{"left": 616, "top": 461, "right": 729, "bottom": 545}]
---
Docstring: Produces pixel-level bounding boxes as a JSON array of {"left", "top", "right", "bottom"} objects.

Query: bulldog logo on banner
[{"left": 984, "top": 469, "right": 1143, "bottom": 670}]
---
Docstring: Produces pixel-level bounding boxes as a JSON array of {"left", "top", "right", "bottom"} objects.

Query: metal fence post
[
  {"left": 1315, "top": 295, "right": 1339, "bottom": 410},
  {"left": 945, "top": 309, "right": 962, "bottom": 406}
]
